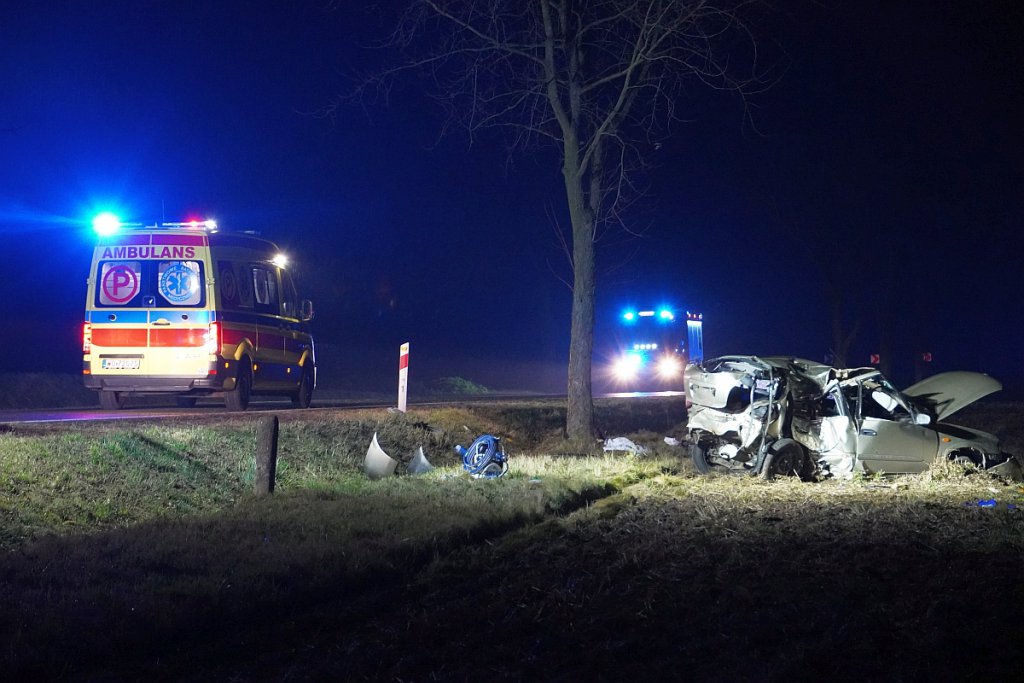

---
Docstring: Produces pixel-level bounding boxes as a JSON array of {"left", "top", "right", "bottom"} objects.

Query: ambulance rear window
[{"left": 95, "top": 260, "right": 206, "bottom": 308}]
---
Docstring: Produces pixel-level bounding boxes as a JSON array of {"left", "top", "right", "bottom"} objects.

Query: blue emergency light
[{"left": 92, "top": 212, "right": 121, "bottom": 236}]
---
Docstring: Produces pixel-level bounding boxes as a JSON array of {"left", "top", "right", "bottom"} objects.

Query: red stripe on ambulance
[
  {"left": 92, "top": 328, "right": 147, "bottom": 347},
  {"left": 150, "top": 328, "right": 207, "bottom": 347}
]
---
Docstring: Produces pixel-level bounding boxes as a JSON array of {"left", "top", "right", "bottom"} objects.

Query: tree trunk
[
  {"left": 563, "top": 153, "right": 595, "bottom": 440},
  {"left": 566, "top": 213, "right": 595, "bottom": 440}
]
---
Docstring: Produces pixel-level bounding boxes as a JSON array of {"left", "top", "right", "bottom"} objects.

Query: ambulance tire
[
  {"left": 99, "top": 391, "right": 125, "bottom": 410},
  {"left": 225, "top": 361, "right": 252, "bottom": 411},
  {"left": 290, "top": 367, "right": 314, "bottom": 409}
]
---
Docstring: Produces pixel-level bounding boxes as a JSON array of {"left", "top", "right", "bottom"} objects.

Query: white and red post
[{"left": 398, "top": 342, "right": 410, "bottom": 412}]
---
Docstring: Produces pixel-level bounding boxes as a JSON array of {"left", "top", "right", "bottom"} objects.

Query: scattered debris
[
  {"left": 603, "top": 437, "right": 647, "bottom": 455},
  {"left": 964, "top": 499, "right": 1019, "bottom": 510},
  {"left": 364, "top": 433, "right": 398, "bottom": 479},
  {"left": 407, "top": 446, "right": 434, "bottom": 475},
  {"left": 987, "top": 457, "right": 1024, "bottom": 483},
  {"left": 663, "top": 436, "right": 681, "bottom": 447},
  {"left": 456, "top": 435, "right": 508, "bottom": 479},
  {"left": 363, "top": 433, "right": 434, "bottom": 478}
]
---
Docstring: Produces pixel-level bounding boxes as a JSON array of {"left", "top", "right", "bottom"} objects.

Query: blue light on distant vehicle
[
  {"left": 658, "top": 309, "right": 675, "bottom": 321},
  {"left": 622, "top": 310, "right": 636, "bottom": 322},
  {"left": 92, "top": 212, "right": 121, "bottom": 236}
]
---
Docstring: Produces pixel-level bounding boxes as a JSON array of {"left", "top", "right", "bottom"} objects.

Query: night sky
[{"left": 1, "top": 1, "right": 1021, "bottom": 394}]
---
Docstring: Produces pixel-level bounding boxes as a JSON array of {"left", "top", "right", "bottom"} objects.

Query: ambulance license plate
[{"left": 102, "top": 359, "right": 141, "bottom": 370}]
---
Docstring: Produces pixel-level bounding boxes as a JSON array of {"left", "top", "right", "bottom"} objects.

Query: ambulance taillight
[
  {"left": 205, "top": 322, "right": 221, "bottom": 355},
  {"left": 83, "top": 323, "right": 92, "bottom": 354}
]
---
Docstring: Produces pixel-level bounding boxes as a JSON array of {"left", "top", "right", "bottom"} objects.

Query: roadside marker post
[
  {"left": 254, "top": 415, "right": 279, "bottom": 495},
  {"left": 398, "top": 342, "right": 410, "bottom": 412}
]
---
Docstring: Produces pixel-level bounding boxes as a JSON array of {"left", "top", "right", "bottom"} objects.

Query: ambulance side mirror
[{"left": 300, "top": 299, "right": 315, "bottom": 322}]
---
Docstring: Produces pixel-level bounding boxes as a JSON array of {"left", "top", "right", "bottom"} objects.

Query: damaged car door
[{"left": 845, "top": 376, "right": 938, "bottom": 474}]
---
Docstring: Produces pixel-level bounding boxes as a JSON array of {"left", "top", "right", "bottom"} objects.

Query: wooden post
[{"left": 255, "top": 415, "right": 279, "bottom": 495}]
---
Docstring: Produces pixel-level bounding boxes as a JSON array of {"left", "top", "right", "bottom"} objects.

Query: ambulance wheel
[
  {"left": 290, "top": 367, "right": 314, "bottom": 409},
  {"left": 99, "top": 391, "right": 125, "bottom": 410},
  {"left": 225, "top": 361, "right": 252, "bottom": 411}
]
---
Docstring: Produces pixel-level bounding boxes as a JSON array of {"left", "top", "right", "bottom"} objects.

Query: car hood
[{"left": 903, "top": 371, "right": 1002, "bottom": 421}]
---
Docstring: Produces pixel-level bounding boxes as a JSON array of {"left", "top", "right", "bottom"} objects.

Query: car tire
[
  {"left": 761, "top": 440, "right": 805, "bottom": 481},
  {"left": 225, "top": 361, "right": 252, "bottom": 411},
  {"left": 690, "top": 439, "right": 713, "bottom": 474},
  {"left": 99, "top": 391, "right": 125, "bottom": 410},
  {"left": 290, "top": 367, "right": 314, "bottom": 409}
]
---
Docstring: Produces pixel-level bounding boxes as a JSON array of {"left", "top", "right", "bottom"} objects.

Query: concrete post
[{"left": 255, "top": 415, "right": 279, "bottom": 495}]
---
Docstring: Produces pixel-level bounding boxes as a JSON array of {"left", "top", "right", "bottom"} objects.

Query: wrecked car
[{"left": 684, "top": 355, "right": 1012, "bottom": 479}]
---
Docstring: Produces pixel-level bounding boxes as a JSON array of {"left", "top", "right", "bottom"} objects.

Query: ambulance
[{"left": 82, "top": 215, "right": 316, "bottom": 410}]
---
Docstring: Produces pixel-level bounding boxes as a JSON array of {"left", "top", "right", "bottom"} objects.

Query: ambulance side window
[
  {"left": 252, "top": 266, "right": 279, "bottom": 314},
  {"left": 280, "top": 270, "right": 299, "bottom": 319}
]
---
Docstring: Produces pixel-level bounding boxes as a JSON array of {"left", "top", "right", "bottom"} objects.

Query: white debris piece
[
  {"left": 664, "top": 437, "right": 681, "bottom": 447},
  {"left": 603, "top": 437, "right": 647, "bottom": 455},
  {"left": 407, "top": 446, "right": 434, "bottom": 475},
  {"left": 364, "top": 432, "right": 398, "bottom": 479}
]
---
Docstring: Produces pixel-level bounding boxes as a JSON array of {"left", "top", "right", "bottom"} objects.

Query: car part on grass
[
  {"left": 364, "top": 433, "right": 398, "bottom": 479},
  {"left": 456, "top": 434, "right": 508, "bottom": 479},
  {"left": 685, "top": 355, "right": 1008, "bottom": 480},
  {"left": 407, "top": 446, "right": 434, "bottom": 475},
  {"left": 363, "top": 433, "right": 434, "bottom": 479}
]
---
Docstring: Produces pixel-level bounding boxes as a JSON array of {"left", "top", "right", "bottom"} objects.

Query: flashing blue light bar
[
  {"left": 92, "top": 212, "right": 121, "bottom": 236},
  {"left": 658, "top": 309, "right": 675, "bottom": 321},
  {"left": 623, "top": 311, "right": 636, "bottom": 322}
]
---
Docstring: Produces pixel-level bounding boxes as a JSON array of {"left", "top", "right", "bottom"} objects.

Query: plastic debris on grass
[
  {"left": 964, "top": 499, "right": 1019, "bottom": 510},
  {"left": 603, "top": 437, "right": 647, "bottom": 455},
  {"left": 363, "top": 433, "right": 434, "bottom": 479}
]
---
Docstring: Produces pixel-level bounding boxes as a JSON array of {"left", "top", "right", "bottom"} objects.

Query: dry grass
[{"left": 1, "top": 397, "right": 1022, "bottom": 681}]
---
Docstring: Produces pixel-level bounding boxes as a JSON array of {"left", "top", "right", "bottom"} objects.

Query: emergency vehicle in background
[
  {"left": 82, "top": 214, "right": 316, "bottom": 410},
  {"left": 607, "top": 306, "right": 704, "bottom": 389}
]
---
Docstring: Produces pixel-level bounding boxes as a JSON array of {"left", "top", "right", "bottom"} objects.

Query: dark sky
[{"left": 1, "top": 1, "right": 1021, "bottom": 393}]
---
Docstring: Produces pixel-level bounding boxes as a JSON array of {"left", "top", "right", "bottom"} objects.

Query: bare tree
[{"left": 357, "top": 0, "right": 767, "bottom": 439}]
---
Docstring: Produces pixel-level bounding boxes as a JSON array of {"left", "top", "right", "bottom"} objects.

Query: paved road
[{"left": 0, "top": 391, "right": 683, "bottom": 425}]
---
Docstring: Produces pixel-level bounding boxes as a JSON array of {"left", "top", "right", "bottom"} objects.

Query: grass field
[{"left": 1, "top": 397, "right": 1022, "bottom": 681}]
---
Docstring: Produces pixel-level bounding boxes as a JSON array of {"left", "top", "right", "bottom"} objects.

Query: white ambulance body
[{"left": 83, "top": 221, "right": 315, "bottom": 410}]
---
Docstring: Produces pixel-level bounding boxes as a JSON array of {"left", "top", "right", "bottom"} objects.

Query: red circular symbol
[{"left": 102, "top": 265, "right": 140, "bottom": 303}]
